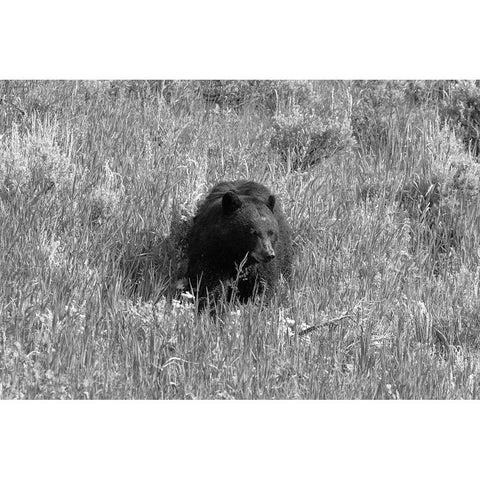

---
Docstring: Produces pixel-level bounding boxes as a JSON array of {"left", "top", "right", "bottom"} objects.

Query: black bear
[{"left": 186, "top": 180, "right": 293, "bottom": 310}]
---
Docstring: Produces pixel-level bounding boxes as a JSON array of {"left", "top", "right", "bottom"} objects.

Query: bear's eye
[
  {"left": 268, "top": 230, "right": 274, "bottom": 237},
  {"left": 250, "top": 228, "right": 259, "bottom": 236}
]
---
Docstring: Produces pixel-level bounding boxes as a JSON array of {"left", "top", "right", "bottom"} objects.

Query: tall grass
[{"left": 1, "top": 80, "right": 480, "bottom": 399}]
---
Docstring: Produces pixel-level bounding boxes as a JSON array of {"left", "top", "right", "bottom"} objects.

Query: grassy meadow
[{"left": 1, "top": 80, "right": 480, "bottom": 399}]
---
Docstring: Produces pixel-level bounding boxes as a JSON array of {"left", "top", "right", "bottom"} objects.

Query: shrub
[
  {"left": 396, "top": 143, "right": 480, "bottom": 269},
  {"left": 402, "top": 80, "right": 453, "bottom": 106},
  {"left": 200, "top": 81, "right": 260, "bottom": 109},
  {"left": 0, "top": 121, "right": 75, "bottom": 200},
  {"left": 270, "top": 106, "right": 355, "bottom": 169},
  {"left": 439, "top": 81, "right": 480, "bottom": 156}
]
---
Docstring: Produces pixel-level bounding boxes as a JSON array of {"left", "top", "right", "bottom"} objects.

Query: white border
[{"left": 1, "top": 1, "right": 479, "bottom": 78}]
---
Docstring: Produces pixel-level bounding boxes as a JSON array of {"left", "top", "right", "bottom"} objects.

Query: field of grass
[{"left": 1, "top": 80, "right": 480, "bottom": 399}]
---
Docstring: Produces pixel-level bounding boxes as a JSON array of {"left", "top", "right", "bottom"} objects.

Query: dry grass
[{"left": 1, "top": 80, "right": 480, "bottom": 399}]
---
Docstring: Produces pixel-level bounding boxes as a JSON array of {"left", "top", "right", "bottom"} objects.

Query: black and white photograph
[
  {"left": 2, "top": 1, "right": 480, "bottom": 478},
  {"left": 2, "top": 79, "right": 480, "bottom": 400}
]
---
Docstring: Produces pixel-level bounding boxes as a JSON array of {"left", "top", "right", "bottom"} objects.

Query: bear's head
[{"left": 221, "top": 190, "right": 279, "bottom": 265}]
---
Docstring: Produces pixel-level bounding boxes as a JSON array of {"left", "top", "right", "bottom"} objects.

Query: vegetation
[{"left": 1, "top": 79, "right": 480, "bottom": 399}]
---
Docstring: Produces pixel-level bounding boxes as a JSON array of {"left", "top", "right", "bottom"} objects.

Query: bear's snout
[
  {"left": 261, "top": 240, "right": 276, "bottom": 263},
  {"left": 264, "top": 251, "right": 275, "bottom": 262},
  {"left": 264, "top": 243, "right": 276, "bottom": 262},
  {"left": 250, "top": 244, "right": 275, "bottom": 263}
]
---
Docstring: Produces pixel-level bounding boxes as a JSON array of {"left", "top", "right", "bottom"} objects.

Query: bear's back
[{"left": 202, "top": 180, "right": 273, "bottom": 208}]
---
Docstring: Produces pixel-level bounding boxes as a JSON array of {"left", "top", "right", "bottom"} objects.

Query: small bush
[
  {"left": 396, "top": 151, "right": 480, "bottom": 268},
  {"left": 200, "top": 81, "right": 259, "bottom": 109},
  {"left": 270, "top": 106, "right": 355, "bottom": 169},
  {"left": 440, "top": 81, "right": 480, "bottom": 156},
  {"left": 0, "top": 122, "right": 75, "bottom": 200},
  {"left": 449, "top": 159, "right": 480, "bottom": 199},
  {"left": 401, "top": 80, "right": 453, "bottom": 106}
]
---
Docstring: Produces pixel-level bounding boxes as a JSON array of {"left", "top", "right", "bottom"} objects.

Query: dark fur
[{"left": 187, "top": 180, "right": 293, "bottom": 309}]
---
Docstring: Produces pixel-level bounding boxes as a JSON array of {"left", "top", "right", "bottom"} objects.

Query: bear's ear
[
  {"left": 222, "top": 191, "right": 242, "bottom": 214},
  {"left": 267, "top": 194, "right": 276, "bottom": 212}
]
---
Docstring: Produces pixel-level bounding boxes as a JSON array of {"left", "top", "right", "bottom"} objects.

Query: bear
[{"left": 186, "top": 180, "right": 293, "bottom": 311}]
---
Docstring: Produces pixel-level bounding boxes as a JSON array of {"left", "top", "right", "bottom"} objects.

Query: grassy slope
[{"left": 1, "top": 80, "right": 480, "bottom": 399}]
